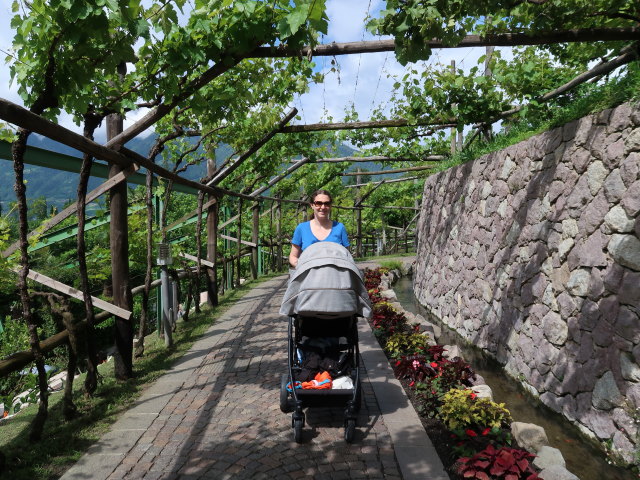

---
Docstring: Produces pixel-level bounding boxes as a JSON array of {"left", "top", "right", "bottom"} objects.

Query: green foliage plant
[
  {"left": 439, "top": 388, "right": 512, "bottom": 432},
  {"left": 385, "top": 329, "right": 430, "bottom": 359}
]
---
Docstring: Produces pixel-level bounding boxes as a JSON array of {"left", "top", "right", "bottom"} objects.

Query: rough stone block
[
  {"left": 618, "top": 270, "right": 640, "bottom": 308},
  {"left": 511, "top": 422, "right": 549, "bottom": 453},
  {"left": 621, "top": 179, "right": 640, "bottom": 217},
  {"left": 533, "top": 446, "right": 566, "bottom": 470},
  {"left": 566, "top": 268, "right": 591, "bottom": 297},
  {"left": 620, "top": 152, "right": 640, "bottom": 186},
  {"left": 538, "top": 464, "right": 580, "bottom": 480},
  {"left": 608, "top": 234, "right": 640, "bottom": 271},
  {"left": 577, "top": 190, "right": 608, "bottom": 237},
  {"left": 542, "top": 312, "right": 568, "bottom": 346},
  {"left": 470, "top": 384, "right": 493, "bottom": 400},
  {"left": 624, "top": 128, "right": 640, "bottom": 154},
  {"left": 615, "top": 305, "right": 640, "bottom": 344},
  {"left": 604, "top": 205, "right": 635, "bottom": 233},
  {"left": 592, "top": 371, "right": 625, "bottom": 410},
  {"left": 605, "top": 138, "right": 626, "bottom": 169}
]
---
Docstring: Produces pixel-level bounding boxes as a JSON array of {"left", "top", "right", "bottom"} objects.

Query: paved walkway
[{"left": 60, "top": 273, "right": 448, "bottom": 480}]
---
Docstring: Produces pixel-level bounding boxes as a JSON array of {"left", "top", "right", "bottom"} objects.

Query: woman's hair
[
  {"left": 308, "top": 189, "right": 332, "bottom": 220},
  {"left": 309, "top": 189, "right": 332, "bottom": 203}
]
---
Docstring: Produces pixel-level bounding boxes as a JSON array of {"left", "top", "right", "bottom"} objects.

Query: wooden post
[
  {"left": 236, "top": 198, "right": 242, "bottom": 287},
  {"left": 450, "top": 60, "right": 457, "bottom": 155},
  {"left": 250, "top": 202, "right": 259, "bottom": 280},
  {"left": 206, "top": 157, "right": 218, "bottom": 305},
  {"left": 107, "top": 63, "right": 133, "bottom": 380},
  {"left": 356, "top": 169, "right": 362, "bottom": 258},
  {"left": 483, "top": 44, "right": 495, "bottom": 141},
  {"left": 276, "top": 196, "right": 283, "bottom": 271}
]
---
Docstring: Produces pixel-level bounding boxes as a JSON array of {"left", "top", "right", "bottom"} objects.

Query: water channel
[{"left": 393, "top": 275, "right": 636, "bottom": 480}]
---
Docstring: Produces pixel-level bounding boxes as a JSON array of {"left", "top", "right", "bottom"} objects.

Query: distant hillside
[{"left": 0, "top": 133, "right": 359, "bottom": 212}]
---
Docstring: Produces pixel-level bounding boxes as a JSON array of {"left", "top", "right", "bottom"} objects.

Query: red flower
[
  {"left": 430, "top": 361, "right": 438, "bottom": 368},
  {"left": 465, "top": 429, "right": 478, "bottom": 437},
  {"left": 482, "top": 427, "right": 491, "bottom": 436},
  {"left": 395, "top": 360, "right": 401, "bottom": 366},
  {"left": 470, "top": 392, "right": 477, "bottom": 399},
  {"left": 409, "top": 381, "right": 415, "bottom": 387}
]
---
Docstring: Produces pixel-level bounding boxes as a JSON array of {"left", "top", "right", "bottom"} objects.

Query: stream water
[{"left": 393, "top": 275, "right": 636, "bottom": 480}]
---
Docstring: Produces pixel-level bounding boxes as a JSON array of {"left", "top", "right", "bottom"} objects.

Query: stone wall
[{"left": 413, "top": 102, "right": 640, "bottom": 461}]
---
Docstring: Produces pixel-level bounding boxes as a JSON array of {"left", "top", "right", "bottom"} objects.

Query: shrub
[
  {"left": 385, "top": 329, "right": 431, "bottom": 359},
  {"left": 395, "top": 354, "right": 436, "bottom": 384},
  {"left": 456, "top": 444, "right": 541, "bottom": 480},
  {"left": 379, "top": 260, "right": 402, "bottom": 271},
  {"left": 450, "top": 426, "right": 513, "bottom": 458},
  {"left": 364, "top": 268, "right": 383, "bottom": 290},
  {"left": 439, "top": 388, "right": 512, "bottom": 431},
  {"left": 371, "top": 302, "right": 408, "bottom": 341},
  {"left": 415, "top": 377, "right": 449, "bottom": 418}
]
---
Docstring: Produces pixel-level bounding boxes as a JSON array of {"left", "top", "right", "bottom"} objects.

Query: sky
[{"left": 0, "top": 1, "right": 490, "bottom": 137}]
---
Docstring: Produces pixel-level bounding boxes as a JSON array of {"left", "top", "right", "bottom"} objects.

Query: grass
[{"left": 0, "top": 272, "right": 282, "bottom": 480}]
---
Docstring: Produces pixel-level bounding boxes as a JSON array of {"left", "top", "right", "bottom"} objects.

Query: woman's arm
[{"left": 289, "top": 244, "right": 302, "bottom": 268}]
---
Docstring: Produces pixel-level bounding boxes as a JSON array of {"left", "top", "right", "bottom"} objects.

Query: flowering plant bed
[{"left": 364, "top": 267, "right": 541, "bottom": 480}]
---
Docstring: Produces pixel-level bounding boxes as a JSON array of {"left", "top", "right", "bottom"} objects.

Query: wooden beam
[
  {"left": 342, "top": 165, "right": 435, "bottom": 176},
  {"left": 179, "top": 252, "right": 215, "bottom": 268},
  {"left": 0, "top": 266, "right": 205, "bottom": 377},
  {"left": 281, "top": 118, "right": 455, "bottom": 133},
  {"left": 219, "top": 234, "right": 257, "bottom": 248},
  {"left": 345, "top": 176, "right": 419, "bottom": 188},
  {"left": 312, "top": 155, "right": 446, "bottom": 163},
  {"left": 13, "top": 267, "right": 131, "bottom": 319},
  {"left": 250, "top": 157, "right": 310, "bottom": 196},
  {"left": 251, "top": 28, "right": 640, "bottom": 58},
  {"left": 0, "top": 97, "right": 258, "bottom": 202},
  {"left": 2, "top": 165, "right": 139, "bottom": 257},
  {"left": 165, "top": 198, "right": 217, "bottom": 232},
  {"left": 360, "top": 204, "right": 419, "bottom": 211}
]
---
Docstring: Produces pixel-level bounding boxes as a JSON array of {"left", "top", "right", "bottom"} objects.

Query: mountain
[{"left": 0, "top": 132, "right": 359, "bottom": 212}]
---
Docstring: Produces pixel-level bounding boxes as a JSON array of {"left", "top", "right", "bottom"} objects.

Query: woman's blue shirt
[{"left": 291, "top": 221, "right": 350, "bottom": 251}]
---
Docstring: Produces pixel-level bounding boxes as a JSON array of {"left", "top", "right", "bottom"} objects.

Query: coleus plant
[{"left": 456, "top": 444, "right": 542, "bottom": 480}]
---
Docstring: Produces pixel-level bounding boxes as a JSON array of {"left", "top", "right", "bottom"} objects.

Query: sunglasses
[{"left": 312, "top": 201, "right": 332, "bottom": 207}]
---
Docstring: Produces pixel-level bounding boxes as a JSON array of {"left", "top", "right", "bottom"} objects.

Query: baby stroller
[{"left": 279, "top": 242, "right": 372, "bottom": 443}]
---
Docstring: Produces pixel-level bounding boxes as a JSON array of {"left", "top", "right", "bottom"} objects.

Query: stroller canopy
[{"left": 280, "top": 242, "right": 372, "bottom": 319}]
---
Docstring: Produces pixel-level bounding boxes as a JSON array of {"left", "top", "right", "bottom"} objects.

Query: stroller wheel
[
  {"left": 344, "top": 419, "right": 356, "bottom": 443},
  {"left": 280, "top": 374, "right": 292, "bottom": 413},
  {"left": 293, "top": 418, "right": 304, "bottom": 443}
]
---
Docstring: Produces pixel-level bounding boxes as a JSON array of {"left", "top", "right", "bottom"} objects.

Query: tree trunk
[
  {"left": 13, "top": 129, "right": 49, "bottom": 441},
  {"left": 206, "top": 157, "right": 218, "bottom": 306},
  {"left": 250, "top": 202, "right": 259, "bottom": 280},
  {"left": 77, "top": 114, "right": 103, "bottom": 394}
]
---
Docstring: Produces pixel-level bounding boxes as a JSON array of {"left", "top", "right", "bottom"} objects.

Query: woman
[{"left": 288, "top": 190, "right": 349, "bottom": 268}]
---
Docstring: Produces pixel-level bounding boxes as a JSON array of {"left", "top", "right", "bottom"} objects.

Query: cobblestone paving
[{"left": 106, "top": 276, "right": 402, "bottom": 480}]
